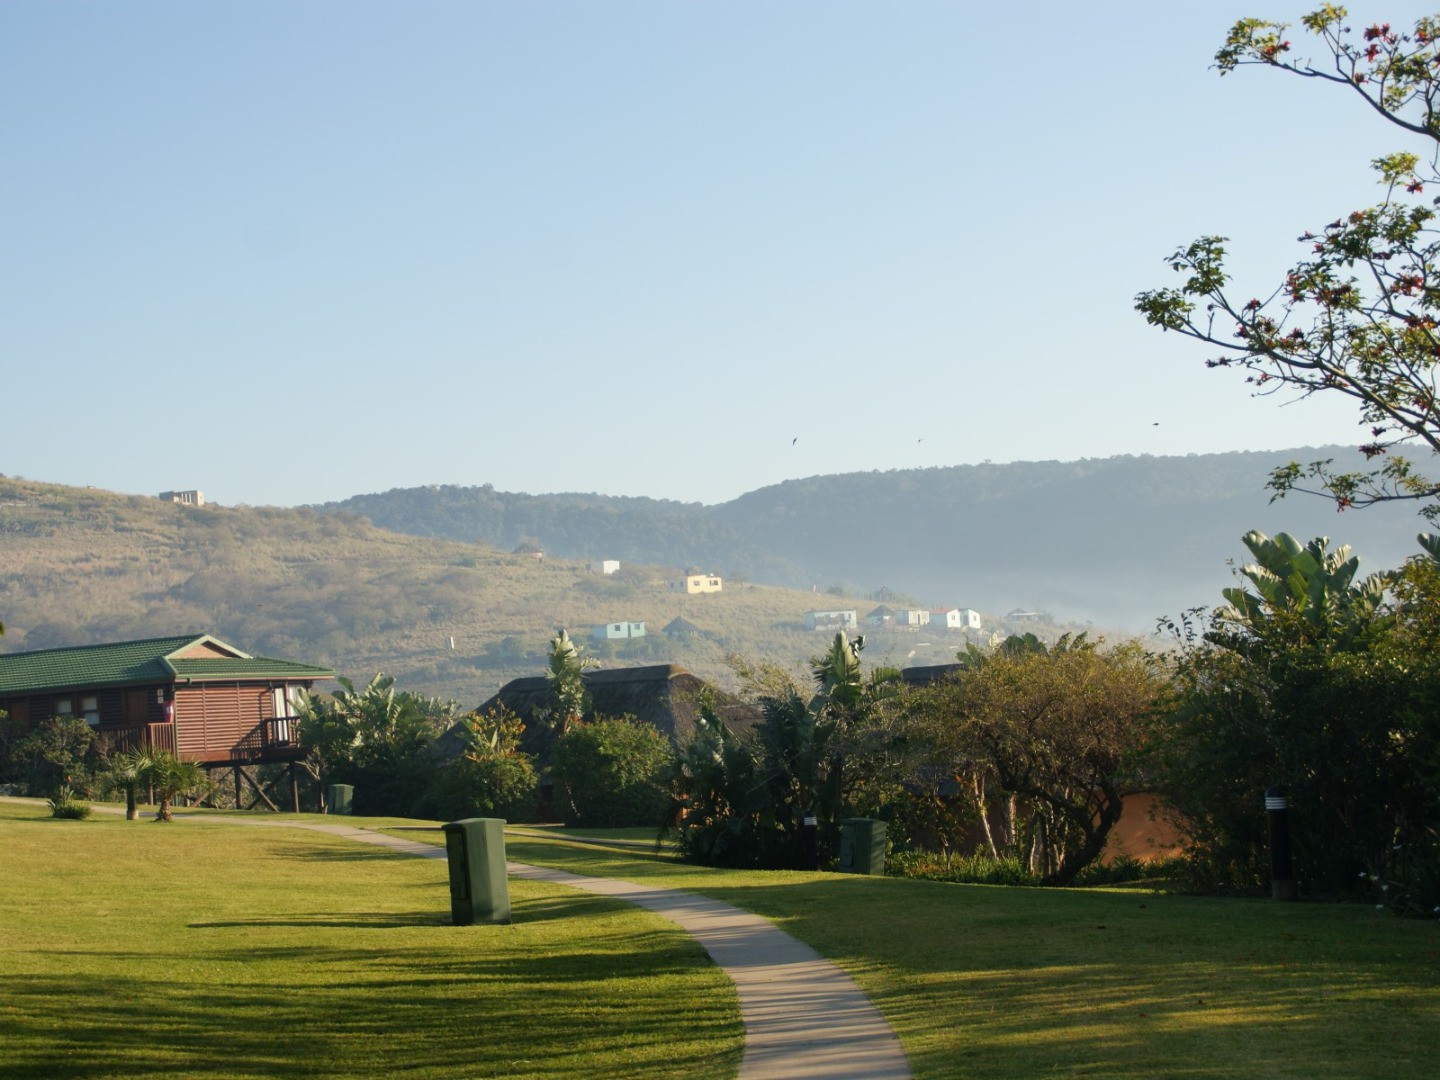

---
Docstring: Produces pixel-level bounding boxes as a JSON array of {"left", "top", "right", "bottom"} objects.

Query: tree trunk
[{"left": 1041, "top": 790, "right": 1126, "bottom": 886}]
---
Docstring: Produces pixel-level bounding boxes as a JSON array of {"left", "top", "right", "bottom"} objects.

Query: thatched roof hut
[
  {"left": 431, "top": 664, "right": 761, "bottom": 764},
  {"left": 661, "top": 616, "right": 706, "bottom": 637}
]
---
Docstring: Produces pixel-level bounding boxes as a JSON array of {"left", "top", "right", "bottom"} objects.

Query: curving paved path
[{"left": 5, "top": 800, "right": 911, "bottom": 1079}]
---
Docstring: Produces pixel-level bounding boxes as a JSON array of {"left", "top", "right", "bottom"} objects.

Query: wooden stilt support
[
  {"left": 234, "top": 765, "right": 281, "bottom": 812},
  {"left": 233, "top": 765, "right": 243, "bottom": 811},
  {"left": 289, "top": 761, "right": 300, "bottom": 814}
]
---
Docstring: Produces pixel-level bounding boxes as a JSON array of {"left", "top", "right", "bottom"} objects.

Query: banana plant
[{"left": 1218, "top": 530, "right": 1391, "bottom": 636}]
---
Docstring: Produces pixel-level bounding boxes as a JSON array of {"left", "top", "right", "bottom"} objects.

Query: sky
[{"left": 3, "top": 1, "right": 1437, "bottom": 508}]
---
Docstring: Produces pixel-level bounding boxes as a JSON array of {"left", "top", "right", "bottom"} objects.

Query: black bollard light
[
  {"left": 1265, "top": 786, "right": 1298, "bottom": 901},
  {"left": 801, "top": 809, "right": 820, "bottom": 871}
]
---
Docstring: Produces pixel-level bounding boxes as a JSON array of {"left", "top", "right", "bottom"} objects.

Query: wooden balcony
[
  {"left": 230, "top": 716, "right": 305, "bottom": 763},
  {"left": 109, "top": 721, "right": 176, "bottom": 755}
]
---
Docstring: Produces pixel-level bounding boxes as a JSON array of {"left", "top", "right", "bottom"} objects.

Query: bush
[
  {"left": 888, "top": 848, "right": 1183, "bottom": 889},
  {"left": 552, "top": 716, "right": 672, "bottom": 828},
  {"left": 47, "top": 786, "right": 92, "bottom": 820},
  {"left": 425, "top": 753, "right": 539, "bottom": 823},
  {"left": 14, "top": 717, "right": 98, "bottom": 797}
]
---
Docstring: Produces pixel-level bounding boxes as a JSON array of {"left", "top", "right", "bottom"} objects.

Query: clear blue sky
[{"left": 3, "top": 1, "right": 1434, "bottom": 507}]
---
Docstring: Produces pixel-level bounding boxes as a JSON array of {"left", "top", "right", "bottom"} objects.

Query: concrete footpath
[{"left": 8, "top": 801, "right": 912, "bottom": 1080}]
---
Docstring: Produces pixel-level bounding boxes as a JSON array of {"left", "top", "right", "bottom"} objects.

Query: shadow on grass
[
  {"left": 273, "top": 844, "right": 429, "bottom": 862},
  {"left": 4, "top": 923, "right": 740, "bottom": 1080},
  {"left": 190, "top": 912, "right": 447, "bottom": 929}
]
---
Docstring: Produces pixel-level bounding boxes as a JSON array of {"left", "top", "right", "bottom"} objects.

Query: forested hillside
[{"left": 321, "top": 448, "right": 1429, "bottom": 627}]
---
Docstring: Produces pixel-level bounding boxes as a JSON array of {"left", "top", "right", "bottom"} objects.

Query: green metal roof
[
  {"left": 0, "top": 635, "right": 333, "bottom": 696},
  {"left": 167, "top": 657, "right": 335, "bottom": 681}
]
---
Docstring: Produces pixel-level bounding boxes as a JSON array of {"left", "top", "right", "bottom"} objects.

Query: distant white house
[
  {"left": 671, "top": 573, "right": 722, "bottom": 594},
  {"left": 933, "top": 608, "right": 983, "bottom": 631},
  {"left": 591, "top": 560, "right": 620, "bottom": 575},
  {"left": 805, "top": 609, "right": 858, "bottom": 631},
  {"left": 896, "top": 609, "right": 930, "bottom": 628},
  {"left": 593, "top": 621, "right": 646, "bottom": 640},
  {"left": 159, "top": 489, "right": 205, "bottom": 506},
  {"left": 865, "top": 605, "right": 895, "bottom": 627}
]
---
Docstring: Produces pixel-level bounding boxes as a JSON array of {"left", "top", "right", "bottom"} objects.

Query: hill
[
  {"left": 0, "top": 477, "right": 1021, "bottom": 706},
  {"left": 320, "top": 447, "right": 1430, "bottom": 628}
]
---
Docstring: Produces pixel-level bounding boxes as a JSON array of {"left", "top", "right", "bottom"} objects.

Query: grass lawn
[
  {"left": 486, "top": 829, "right": 1440, "bottom": 1079},
  {"left": 0, "top": 802, "right": 743, "bottom": 1080}
]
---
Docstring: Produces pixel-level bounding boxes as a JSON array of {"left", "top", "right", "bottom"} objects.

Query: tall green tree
[
  {"left": 1137, "top": 7, "right": 1440, "bottom": 520},
  {"left": 912, "top": 636, "right": 1168, "bottom": 885},
  {"left": 1160, "top": 531, "right": 1440, "bottom": 906},
  {"left": 542, "top": 629, "right": 597, "bottom": 735}
]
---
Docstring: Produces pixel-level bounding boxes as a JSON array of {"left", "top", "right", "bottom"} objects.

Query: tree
[
  {"left": 552, "top": 716, "right": 672, "bottom": 828},
  {"left": 295, "top": 673, "right": 460, "bottom": 816},
  {"left": 141, "top": 751, "right": 211, "bottom": 822},
  {"left": 14, "top": 716, "right": 96, "bottom": 796},
  {"left": 424, "top": 705, "right": 539, "bottom": 822},
  {"left": 542, "top": 629, "right": 597, "bottom": 735},
  {"left": 104, "top": 748, "right": 153, "bottom": 820},
  {"left": 1137, "top": 7, "right": 1440, "bottom": 520},
  {"left": 912, "top": 636, "right": 1168, "bottom": 885},
  {"left": 667, "top": 634, "right": 909, "bottom": 869},
  {"left": 1218, "top": 529, "right": 1392, "bottom": 639},
  {"left": 1159, "top": 531, "right": 1440, "bottom": 906}
]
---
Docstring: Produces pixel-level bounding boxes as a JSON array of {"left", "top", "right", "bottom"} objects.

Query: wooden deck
[{"left": 106, "top": 717, "right": 306, "bottom": 765}]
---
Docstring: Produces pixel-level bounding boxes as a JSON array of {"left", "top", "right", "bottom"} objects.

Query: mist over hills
[{"left": 319, "top": 447, "right": 1430, "bottom": 629}]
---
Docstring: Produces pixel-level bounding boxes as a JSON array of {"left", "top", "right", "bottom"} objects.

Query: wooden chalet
[{"left": 0, "top": 635, "right": 334, "bottom": 807}]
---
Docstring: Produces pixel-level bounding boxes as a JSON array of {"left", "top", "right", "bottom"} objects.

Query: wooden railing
[
  {"left": 111, "top": 722, "right": 176, "bottom": 755},
  {"left": 231, "top": 716, "right": 303, "bottom": 762}
]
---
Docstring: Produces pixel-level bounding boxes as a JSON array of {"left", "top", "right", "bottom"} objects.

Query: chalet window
[
  {"left": 54, "top": 699, "right": 73, "bottom": 718},
  {"left": 81, "top": 696, "right": 100, "bottom": 726}
]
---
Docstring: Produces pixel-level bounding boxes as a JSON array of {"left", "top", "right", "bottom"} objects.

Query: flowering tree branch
[{"left": 1138, "top": 6, "right": 1440, "bottom": 519}]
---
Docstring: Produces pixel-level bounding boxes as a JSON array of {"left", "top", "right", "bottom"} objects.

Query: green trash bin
[
  {"left": 327, "top": 784, "right": 354, "bottom": 815},
  {"left": 442, "top": 818, "right": 511, "bottom": 925},
  {"left": 838, "top": 817, "right": 887, "bottom": 875}
]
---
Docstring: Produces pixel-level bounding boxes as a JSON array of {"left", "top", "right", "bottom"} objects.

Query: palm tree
[
  {"left": 105, "top": 748, "right": 153, "bottom": 820},
  {"left": 141, "top": 751, "right": 211, "bottom": 822}
]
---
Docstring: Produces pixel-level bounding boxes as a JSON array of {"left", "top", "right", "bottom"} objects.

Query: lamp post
[{"left": 1265, "top": 786, "right": 1297, "bottom": 901}]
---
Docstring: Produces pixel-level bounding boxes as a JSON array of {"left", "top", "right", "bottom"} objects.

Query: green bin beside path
[
  {"left": 443, "top": 817, "right": 511, "bottom": 925},
  {"left": 839, "top": 817, "right": 887, "bottom": 875}
]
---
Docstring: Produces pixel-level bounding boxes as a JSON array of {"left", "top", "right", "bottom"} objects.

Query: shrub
[
  {"left": 14, "top": 717, "right": 97, "bottom": 797},
  {"left": 888, "top": 849, "right": 1183, "bottom": 889},
  {"left": 553, "top": 716, "right": 672, "bottom": 828},
  {"left": 47, "top": 786, "right": 92, "bottom": 820},
  {"left": 426, "top": 753, "right": 539, "bottom": 822},
  {"left": 420, "top": 704, "right": 539, "bottom": 823}
]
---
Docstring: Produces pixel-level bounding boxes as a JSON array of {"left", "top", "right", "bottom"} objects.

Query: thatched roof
[
  {"left": 662, "top": 616, "right": 705, "bottom": 637},
  {"left": 431, "top": 663, "right": 762, "bottom": 763}
]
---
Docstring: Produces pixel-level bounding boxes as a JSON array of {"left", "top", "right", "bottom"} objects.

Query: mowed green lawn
[
  {"left": 8, "top": 802, "right": 1440, "bottom": 1080},
  {"left": 0, "top": 802, "right": 743, "bottom": 1080},
  {"left": 489, "top": 831, "right": 1440, "bottom": 1080}
]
